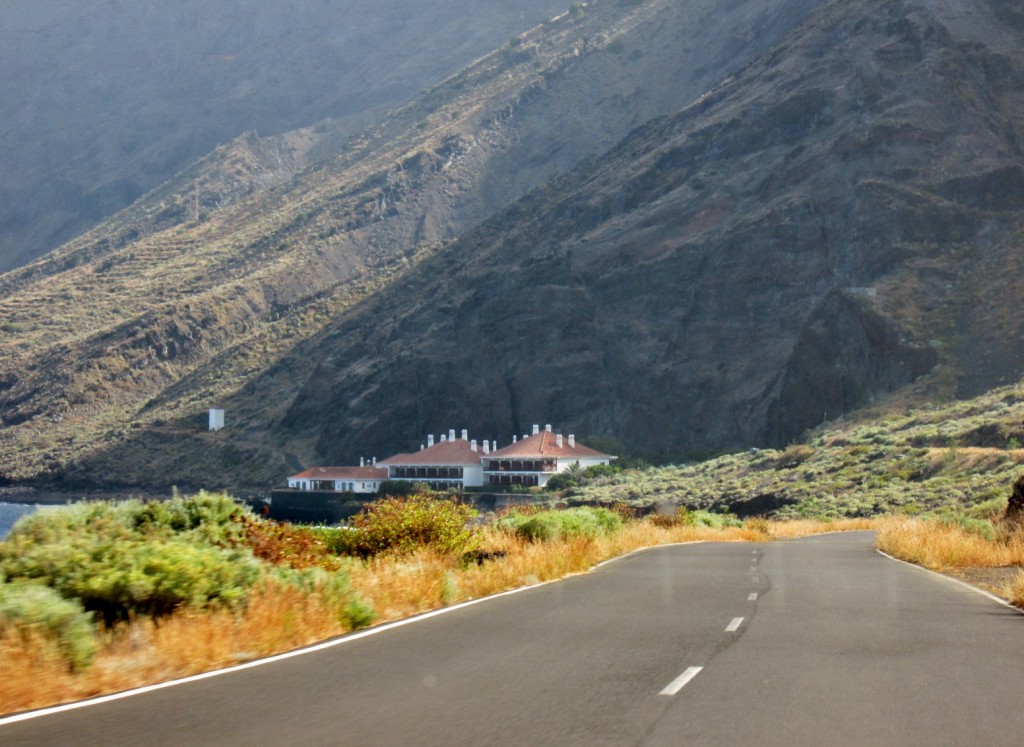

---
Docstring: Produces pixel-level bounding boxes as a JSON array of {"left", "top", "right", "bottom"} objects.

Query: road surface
[{"left": 3, "top": 531, "right": 1024, "bottom": 745}]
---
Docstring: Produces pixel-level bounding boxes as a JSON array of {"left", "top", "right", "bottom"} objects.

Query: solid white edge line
[
  {"left": 2, "top": 541, "right": 711, "bottom": 727},
  {"left": 725, "top": 617, "right": 744, "bottom": 632},
  {"left": 876, "top": 549, "right": 1024, "bottom": 613},
  {"left": 0, "top": 579, "right": 557, "bottom": 727},
  {"left": 748, "top": 592, "right": 758, "bottom": 601},
  {"left": 660, "top": 666, "right": 704, "bottom": 696},
  {"left": 593, "top": 541, "right": 704, "bottom": 568}
]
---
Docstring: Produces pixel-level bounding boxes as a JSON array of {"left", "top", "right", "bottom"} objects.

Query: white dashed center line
[
  {"left": 660, "top": 666, "right": 704, "bottom": 696},
  {"left": 725, "top": 617, "right": 744, "bottom": 632}
]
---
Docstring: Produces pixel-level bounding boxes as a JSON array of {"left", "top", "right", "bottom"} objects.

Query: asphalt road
[{"left": 4, "top": 531, "right": 1024, "bottom": 746}]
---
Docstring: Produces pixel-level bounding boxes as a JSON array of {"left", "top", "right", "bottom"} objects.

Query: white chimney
[
  {"left": 449, "top": 428, "right": 456, "bottom": 441},
  {"left": 471, "top": 439, "right": 477, "bottom": 452},
  {"left": 360, "top": 457, "right": 365, "bottom": 467},
  {"left": 441, "top": 434, "right": 447, "bottom": 442},
  {"left": 556, "top": 434, "right": 563, "bottom": 448},
  {"left": 483, "top": 440, "right": 490, "bottom": 454},
  {"left": 545, "top": 424, "right": 552, "bottom": 432},
  {"left": 428, "top": 434, "right": 435, "bottom": 447},
  {"left": 513, "top": 435, "right": 517, "bottom": 443},
  {"left": 461, "top": 429, "right": 468, "bottom": 441},
  {"left": 372, "top": 457, "right": 376, "bottom": 465},
  {"left": 532, "top": 424, "right": 540, "bottom": 435},
  {"left": 568, "top": 434, "right": 575, "bottom": 448},
  {"left": 420, "top": 444, "right": 425, "bottom": 450}
]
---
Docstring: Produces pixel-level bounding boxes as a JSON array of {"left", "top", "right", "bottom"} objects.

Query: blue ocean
[{"left": 0, "top": 503, "right": 38, "bottom": 540}]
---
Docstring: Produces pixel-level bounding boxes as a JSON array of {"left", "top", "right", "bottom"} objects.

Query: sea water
[{"left": 0, "top": 503, "right": 38, "bottom": 540}]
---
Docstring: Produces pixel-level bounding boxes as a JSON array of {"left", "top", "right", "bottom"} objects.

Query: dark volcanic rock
[
  {"left": 764, "top": 290, "right": 938, "bottom": 445},
  {"left": 280, "top": 0, "right": 1024, "bottom": 462}
]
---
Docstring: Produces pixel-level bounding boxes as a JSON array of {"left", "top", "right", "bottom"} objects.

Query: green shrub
[
  {"left": 272, "top": 566, "right": 376, "bottom": 629},
  {"left": 509, "top": 513, "right": 561, "bottom": 541},
  {"left": 339, "top": 495, "right": 478, "bottom": 557},
  {"left": 0, "top": 536, "right": 261, "bottom": 623},
  {"left": 377, "top": 480, "right": 418, "bottom": 497},
  {"left": 964, "top": 492, "right": 1007, "bottom": 520},
  {"left": 0, "top": 581, "right": 97, "bottom": 671},
  {"left": 543, "top": 473, "right": 577, "bottom": 491},
  {"left": 583, "top": 464, "right": 621, "bottom": 481},
  {"left": 688, "top": 510, "right": 743, "bottom": 529},
  {"left": 7, "top": 492, "right": 251, "bottom": 548},
  {"left": 497, "top": 507, "right": 622, "bottom": 541}
]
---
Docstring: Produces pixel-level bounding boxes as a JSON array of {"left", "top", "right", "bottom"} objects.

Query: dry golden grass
[
  {"left": 0, "top": 579, "right": 355, "bottom": 716},
  {"left": 0, "top": 517, "right": 861, "bottom": 716},
  {"left": 354, "top": 515, "right": 872, "bottom": 619},
  {"left": 347, "top": 519, "right": 868, "bottom": 623},
  {"left": 875, "top": 517, "right": 1024, "bottom": 569},
  {"left": 1003, "top": 570, "right": 1024, "bottom": 606},
  {"left": 761, "top": 517, "right": 878, "bottom": 539}
]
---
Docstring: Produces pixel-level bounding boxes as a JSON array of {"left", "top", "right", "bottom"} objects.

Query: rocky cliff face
[
  {"left": 2, "top": 0, "right": 1023, "bottom": 488},
  {"left": 0, "top": 0, "right": 573, "bottom": 273},
  {"left": 279, "top": 0, "right": 1024, "bottom": 462}
]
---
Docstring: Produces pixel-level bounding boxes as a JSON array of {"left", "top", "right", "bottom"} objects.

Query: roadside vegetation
[
  {"left": 874, "top": 479, "right": 1024, "bottom": 606},
  {"left": 557, "top": 381, "right": 1024, "bottom": 520},
  {"left": 0, "top": 492, "right": 870, "bottom": 715}
]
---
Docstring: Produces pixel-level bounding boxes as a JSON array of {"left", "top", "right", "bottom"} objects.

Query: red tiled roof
[
  {"left": 378, "top": 439, "right": 483, "bottom": 467},
  {"left": 488, "top": 432, "right": 612, "bottom": 460},
  {"left": 288, "top": 466, "right": 388, "bottom": 480}
]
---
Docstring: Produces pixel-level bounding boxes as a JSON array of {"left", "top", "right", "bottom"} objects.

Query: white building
[
  {"left": 377, "top": 429, "right": 485, "bottom": 490},
  {"left": 284, "top": 425, "right": 614, "bottom": 493},
  {"left": 286, "top": 465, "right": 387, "bottom": 493},
  {"left": 483, "top": 424, "right": 614, "bottom": 488}
]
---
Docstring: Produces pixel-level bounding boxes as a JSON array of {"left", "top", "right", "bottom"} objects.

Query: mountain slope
[
  {"left": 274, "top": 0, "right": 1024, "bottom": 465},
  {"left": 0, "top": 0, "right": 574, "bottom": 273},
  {"left": 0, "top": 0, "right": 829, "bottom": 488}
]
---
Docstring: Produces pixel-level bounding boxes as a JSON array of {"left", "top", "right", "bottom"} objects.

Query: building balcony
[{"left": 484, "top": 460, "right": 557, "bottom": 473}]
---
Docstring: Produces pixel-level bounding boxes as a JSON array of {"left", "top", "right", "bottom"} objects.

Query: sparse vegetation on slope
[
  {"left": 0, "top": 0, "right": 832, "bottom": 490},
  {"left": 561, "top": 381, "right": 1024, "bottom": 520}
]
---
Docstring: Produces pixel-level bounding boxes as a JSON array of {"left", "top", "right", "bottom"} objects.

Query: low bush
[
  {"left": 272, "top": 566, "right": 376, "bottom": 629},
  {"left": 688, "top": 510, "right": 743, "bottom": 529},
  {"left": 338, "top": 495, "right": 478, "bottom": 557},
  {"left": 647, "top": 505, "right": 694, "bottom": 528},
  {"left": 0, "top": 581, "right": 97, "bottom": 671},
  {"left": 773, "top": 443, "right": 815, "bottom": 468},
  {"left": 497, "top": 507, "right": 623, "bottom": 541},
  {"left": 0, "top": 536, "right": 261, "bottom": 623},
  {"left": 238, "top": 520, "right": 341, "bottom": 570},
  {"left": 543, "top": 473, "right": 577, "bottom": 491},
  {"left": 1, "top": 493, "right": 263, "bottom": 623},
  {"left": 7, "top": 491, "right": 251, "bottom": 548}
]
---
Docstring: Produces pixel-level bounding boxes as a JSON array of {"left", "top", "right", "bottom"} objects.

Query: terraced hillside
[
  {"left": 278, "top": 0, "right": 1024, "bottom": 464},
  {"left": 1, "top": 0, "right": 829, "bottom": 489},
  {"left": 0, "top": 0, "right": 573, "bottom": 273}
]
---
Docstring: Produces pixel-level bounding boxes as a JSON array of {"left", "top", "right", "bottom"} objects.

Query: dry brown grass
[
  {"left": 1003, "top": 570, "right": 1024, "bottom": 606},
  {"left": 763, "top": 517, "right": 878, "bottom": 539},
  {"left": 346, "top": 519, "right": 864, "bottom": 623},
  {"left": 0, "top": 517, "right": 860, "bottom": 716},
  {"left": 875, "top": 517, "right": 1024, "bottom": 569},
  {"left": 0, "top": 579, "right": 355, "bottom": 716}
]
